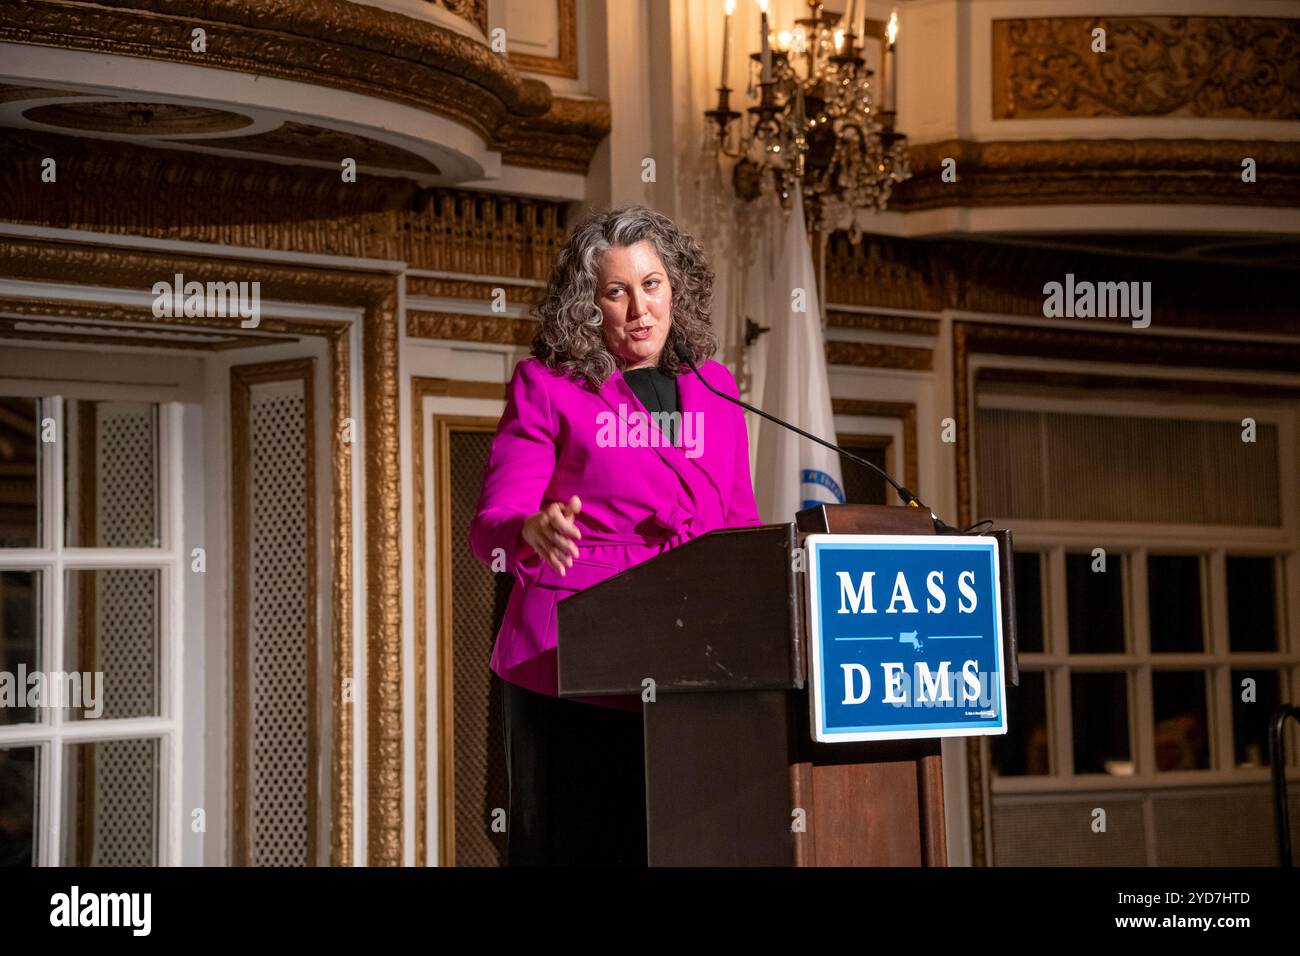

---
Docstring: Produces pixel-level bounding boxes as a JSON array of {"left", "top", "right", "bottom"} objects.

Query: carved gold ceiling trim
[
  {"left": 992, "top": 16, "right": 1300, "bottom": 120},
  {"left": 824, "top": 231, "right": 1298, "bottom": 335},
  {"left": 0, "top": 129, "right": 572, "bottom": 278},
  {"left": 0, "top": 0, "right": 609, "bottom": 172},
  {"left": 893, "top": 138, "right": 1300, "bottom": 210},
  {"left": 0, "top": 239, "right": 407, "bottom": 867},
  {"left": 25, "top": 100, "right": 255, "bottom": 135},
  {"left": 499, "top": 97, "right": 612, "bottom": 172}
]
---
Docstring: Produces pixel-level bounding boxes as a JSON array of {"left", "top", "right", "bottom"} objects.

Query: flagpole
[{"left": 816, "top": 227, "right": 828, "bottom": 329}]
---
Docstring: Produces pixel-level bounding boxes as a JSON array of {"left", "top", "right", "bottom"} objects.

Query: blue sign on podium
[{"left": 804, "top": 534, "right": 1008, "bottom": 743}]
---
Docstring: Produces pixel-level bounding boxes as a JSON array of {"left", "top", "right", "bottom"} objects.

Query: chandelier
[{"left": 704, "top": 0, "right": 910, "bottom": 238}]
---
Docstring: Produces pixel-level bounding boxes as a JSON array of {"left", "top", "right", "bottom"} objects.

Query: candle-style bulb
[{"left": 720, "top": 0, "right": 735, "bottom": 87}]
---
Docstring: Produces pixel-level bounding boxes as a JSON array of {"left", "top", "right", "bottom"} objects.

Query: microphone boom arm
[{"left": 672, "top": 342, "right": 953, "bottom": 531}]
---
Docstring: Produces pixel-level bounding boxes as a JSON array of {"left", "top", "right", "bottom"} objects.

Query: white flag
[{"left": 752, "top": 184, "right": 845, "bottom": 523}]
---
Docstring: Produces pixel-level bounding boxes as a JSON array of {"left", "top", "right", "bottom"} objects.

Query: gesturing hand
[{"left": 521, "top": 495, "right": 582, "bottom": 576}]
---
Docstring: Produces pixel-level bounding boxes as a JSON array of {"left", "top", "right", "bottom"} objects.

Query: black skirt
[{"left": 501, "top": 679, "right": 648, "bottom": 866}]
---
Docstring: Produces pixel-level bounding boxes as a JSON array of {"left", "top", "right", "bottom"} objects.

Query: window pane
[
  {"left": 1226, "top": 556, "right": 1278, "bottom": 652},
  {"left": 0, "top": 746, "right": 37, "bottom": 866},
  {"left": 62, "top": 739, "right": 159, "bottom": 866},
  {"left": 0, "top": 570, "right": 41, "bottom": 726},
  {"left": 0, "top": 397, "right": 40, "bottom": 548},
  {"left": 838, "top": 441, "right": 888, "bottom": 505},
  {"left": 1012, "top": 551, "right": 1044, "bottom": 654},
  {"left": 1152, "top": 671, "right": 1210, "bottom": 771},
  {"left": 1230, "top": 669, "right": 1282, "bottom": 768},
  {"left": 991, "top": 670, "right": 1049, "bottom": 776},
  {"left": 63, "top": 569, "right": 159, "bottom": 720},
  {"left": 1066, "top": 552, "right": 1125, "bottom": 654},
  {"left": 64, "top": 400, "right": 160, "bottom": 548},
  {"left": 1071, "top": 672, "right": 1131, "bottom": 774},
  {"left": 1148, "top": 555, "right": 1203, "bottom": 653}
]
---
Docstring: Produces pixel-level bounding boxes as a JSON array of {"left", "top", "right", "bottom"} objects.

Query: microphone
[{"left": 673, "top": 340, "right": 953, "bottom": 532}]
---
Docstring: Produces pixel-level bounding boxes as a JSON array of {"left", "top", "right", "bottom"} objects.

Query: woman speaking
[{"left": 468, "top": 205, "right": 763, "bottom": 866}]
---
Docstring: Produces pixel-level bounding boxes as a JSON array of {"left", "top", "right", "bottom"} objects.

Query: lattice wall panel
[
  {"left": 247, "top": 382, "right": 311, "bottom": 866},
  {"left": 65, "top": 738, "right": 158, "bottom": 867},
  {"left": 1150, "top": 787, "right": 1300, "bottom": 866},
  {"left": 993, "top": 788, "right": 1300, "bottom": 866},
  {"left": 993, "top": 795, "right": 1148, "bottom": 866},
  {"left": 448, "top": 429, "right": 511, "bottom": 866},
  {"left": 92, "top": 569, "right": 158, "bottom": 720},
  {"left": 89, "top": 403, "right": 159, "bottom": 865},
  {"left": 95, "top": 403, "right": 158, "bottom": 548}
]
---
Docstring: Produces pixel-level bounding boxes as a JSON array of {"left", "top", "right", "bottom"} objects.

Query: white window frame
[
  {"left": 0, "top": 393, "right": 187, "bottom": 865},
  {"left": 975, "top": 390, "right": 1300, "bottom": 796}
]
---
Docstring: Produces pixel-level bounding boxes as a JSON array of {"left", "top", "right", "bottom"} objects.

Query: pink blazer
[{"left": 469, "top": 356, "right": 763, "bottom": 708}]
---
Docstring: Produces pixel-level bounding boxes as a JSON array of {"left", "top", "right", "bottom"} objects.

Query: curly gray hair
[{"left": 531, "top": 204, "right": 718, "bottom": 388}]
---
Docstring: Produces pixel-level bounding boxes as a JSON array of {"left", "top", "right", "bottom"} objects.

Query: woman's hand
[{"left": 521, "top": 495, "right": 582, "bottom": 576}]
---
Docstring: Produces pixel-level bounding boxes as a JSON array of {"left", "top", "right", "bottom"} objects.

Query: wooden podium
[{"left": 555, "top": 504, "right": 949, "bottom": 867}]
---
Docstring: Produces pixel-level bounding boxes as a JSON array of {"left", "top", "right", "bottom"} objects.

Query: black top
[{"left": 623, "top": 366, "right": 680, "bottom": 445}]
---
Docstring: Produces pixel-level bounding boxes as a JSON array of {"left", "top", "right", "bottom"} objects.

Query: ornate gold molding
[
  {"left": 25, "top": 100, "right": 254, "bottom": 135},
  {"left": 406, "top": 276, "right": 546, "bottom": 303},
  {"left": 229, "top": 358, "right": 318, "bottom": 867},
  {"left": 0, "top": 129, "right": 414, "bottom": 261},
  {"left": 977, "top": 365, "right": 1300, "bottom": 400},
  {"left": 825, "top": 231, "right": 1298, "bottom": 335},
  {"left": 992, "top": 17, "right": 1300, "bottom": 121},
  {"left": 425, "top": 0, "right": 488, "bottom": 34},
  {"left": 0, "top": 0, "right": 607, "bottom": 172},
  {"left": 0, "top": 238, "right": 408, "bottom": 866},
  {"left": 411, "top": 378, "right": 508, "bottom": 401},
  {"left": 404, "top": 191, "right": 568, "bottom": 280},
  {"left": 0, "top": 0, "right": 544, "bottom": 141},
  {"left": 0, "top": 302, "right": 300, "bottom": 349},
  {"left": 404, "top": 312, "right": 933, "bottom": 395},
  {"left": 825, "top": 340, "right": 933, "bottom": 371},
  {"left": 825, "top": 237, "right": 944, "bottom": 313},
  {"left": 407, "top": 310, "right": 539, "bottom": 345},
  {"left": 410, "top": 380, "right": 437, "bottom": 868},
  {"left": 893, "top": 139, "right": 1300, "bottom": 210},
  {"left": 0, "top": 129, "right": 572, "bottom": 278},
  {"left": 499, "top": 96, "right": 612, "bottom": 173},
  {"left": 364, "top": 284, "right": 404, "bottom": 867},
  {"left": 508, "top": 0, "right": 579, "bottom": 79},
  {"left": 957, "top": 321, "right": 1300, "bottom": 374},
  {"left": 187, "top": 121, "right": 442, "bottom": 175},
  {"left": 827, "top": 310, "right": 939, "bottom": 336}
]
